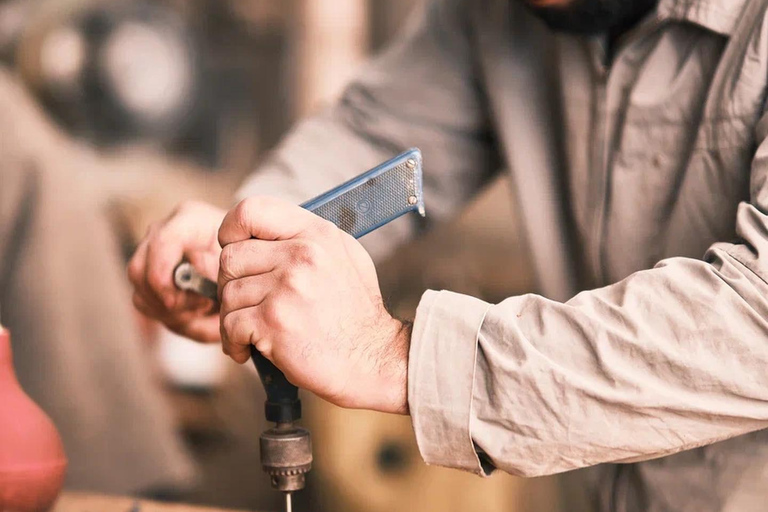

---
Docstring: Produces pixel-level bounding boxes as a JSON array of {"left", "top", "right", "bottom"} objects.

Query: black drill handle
[
  {"left": 250, "top": 346, "right": 301, "bottom": 423},
  {"left": 174, "top": 262, "right": 301, "bottom": 423}
]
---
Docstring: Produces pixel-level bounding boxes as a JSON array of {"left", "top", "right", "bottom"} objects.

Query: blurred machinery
[
  {"left": 4, "top": 0, "right": 286, "bottom": 170},
  {"left": 16, "top": 1, "right": 198, "bottom": 145}
]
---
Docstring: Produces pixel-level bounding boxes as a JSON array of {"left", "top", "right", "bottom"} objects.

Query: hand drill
[{"left": 173, "top": 148, "right": 424, "bottom": 511}]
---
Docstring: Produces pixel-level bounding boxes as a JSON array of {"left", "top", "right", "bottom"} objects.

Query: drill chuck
[{"left": 260, "top": 425, "right": 313, "bottom": 492}]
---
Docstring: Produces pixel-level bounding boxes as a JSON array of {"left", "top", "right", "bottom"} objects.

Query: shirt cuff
[{"left": 408, "top": 289, "right": 492, "bottom": 475}]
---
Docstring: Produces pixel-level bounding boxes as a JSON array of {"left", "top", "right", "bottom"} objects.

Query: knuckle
[
  {"left": 144, "top": 220, "right": 160, "bottom": 237},
  {"left": 261, "top": 302, "right": 284, "bottom": 330},
  {"left": 219, "top": 245, "right": 239, "bottom": 280},
  {"left": 233, "top": 195, "right": 281, "bottom": 227},
  {"left": 253, "top": 338, "right": 272, "bottom": 360},
  {"left": 232, "top": 201, "right": 247, "bottom": 224},
  {"left": 146, "top": 265, "right": 166, "bottom": 290},
  {"left": 282, "top": 268, "right": 308, "bottom": 295},
  {"left": 223, "top": 310, "right": 258, "bottom": 348},
  {"left": 289, "top": 240, "right": 322, "bottom": 267},
  {"left": 234, "top": 197, "right": 258, "bottom": 224},
  {"left": 221, "top": 311, "right": 237, "bottom": 338},
  {"left": 232, "top": 351, "right": 249, "bottom": 364},
  {"left": 145, "top": 254, "right": 170, "bottom": 290},
  {"left": 220, "top": 278, "right": 239, "bottom": 306},
  {"left": 126, "top": 257, "right": 143, "bottom": 284},
  {"left": 145, "top": 237, "right": 171, "bottom": 270},
  {"left": 316, "top": 219, "right": 337, "bottom": 236}
]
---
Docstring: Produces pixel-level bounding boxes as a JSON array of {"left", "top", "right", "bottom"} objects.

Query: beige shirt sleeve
[
  {"left": 237, "top": 0, "right": 499, "bottom": 261},
  {"left": 409, "top": 110, "right": 768, "bottom": 478}
]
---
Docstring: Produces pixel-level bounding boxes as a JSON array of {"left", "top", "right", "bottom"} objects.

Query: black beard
[{"left": 522, "top": 0, "right": 659, "bottom": 35}]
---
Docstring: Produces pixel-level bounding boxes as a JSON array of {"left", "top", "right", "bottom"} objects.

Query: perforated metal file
[{"left": 300, "top": 148, "right": 425, "bottom": 238}]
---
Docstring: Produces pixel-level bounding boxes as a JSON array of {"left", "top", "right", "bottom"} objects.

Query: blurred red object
[{"left": 0, "top": 326, "right": 67, "bottom": 511}]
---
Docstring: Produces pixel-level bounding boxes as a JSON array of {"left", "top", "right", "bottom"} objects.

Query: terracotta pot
[{"left": 0, "top": 326, "right": 67, "bottom": 511}]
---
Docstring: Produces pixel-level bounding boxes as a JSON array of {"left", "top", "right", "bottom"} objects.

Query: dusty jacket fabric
[{"left": 239, "top": 0, "right": 768, "bottom": 510}]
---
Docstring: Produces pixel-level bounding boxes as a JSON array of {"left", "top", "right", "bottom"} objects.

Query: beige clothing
[
  {"left": 239, "top": 0, "right": 768, "bottom": 510},
  {"left": 0, "top": 68, "right": 195, "bottom": 493}
]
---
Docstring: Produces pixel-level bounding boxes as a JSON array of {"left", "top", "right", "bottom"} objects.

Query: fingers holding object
[
  {"left": 218, "top": 196, "right": 326, "bottom": 246},
  {"left": 221, "top": 306, "right": 269, "bottom": 364},
  {"left": 133, "top": 288, "right": 220, "bottom": 343},
  {"left": 218, "top": 239, "right": 280, "bottom": 291},
  {"left": 128, "top": 220, "right": 189, "bottom": 312},
  {"left": 219, "top": 274, "right": 274, "bottom": 317},
  {"left": 127, "top": 234, "right": 166, "bottom": 313},
  {"left": 145, "top": 227, "right": 188, "bottom": 310}
]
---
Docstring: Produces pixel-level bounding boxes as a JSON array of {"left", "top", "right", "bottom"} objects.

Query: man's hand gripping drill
[{"left": 128, "top": 150, "right": 425, "bottom": 510}]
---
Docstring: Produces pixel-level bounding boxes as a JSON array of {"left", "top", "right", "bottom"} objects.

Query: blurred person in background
[
  {"left": 0, "top": 64, "right": 195, "bottom": 494},
  {"left": 130, "top": 0, "right": 768, "bottom": 510}
]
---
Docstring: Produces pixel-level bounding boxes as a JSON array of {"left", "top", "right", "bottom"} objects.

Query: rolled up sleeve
[
  {"left": 410, "top": 267, "right": 768, "bottom": 478},
  {"left": 409, "top": 290, "right": 492, "bottom": 475},
  {"left": 407, "top": 110, "right": 768, "bottom": 478}
]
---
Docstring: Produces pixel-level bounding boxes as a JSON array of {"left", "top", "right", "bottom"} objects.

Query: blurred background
[{"left": 0, "top": 0, "right": 562, "bottom": 511}]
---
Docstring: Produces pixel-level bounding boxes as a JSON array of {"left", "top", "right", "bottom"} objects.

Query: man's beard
[{"left": 522, "top": 0, "right": 659, "bottom": 35}]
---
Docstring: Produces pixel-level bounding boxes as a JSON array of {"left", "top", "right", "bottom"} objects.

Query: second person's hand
[{"left": 128, "top": 200, "right": 226, "bottom": 342}]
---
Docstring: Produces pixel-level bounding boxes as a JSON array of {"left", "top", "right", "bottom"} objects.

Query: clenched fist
[
  {"left": 128, "top": 200, "right": 225, "bottom": 342},
  {"left": 217, "top": 196, "right": 411, "bottom": 414}
]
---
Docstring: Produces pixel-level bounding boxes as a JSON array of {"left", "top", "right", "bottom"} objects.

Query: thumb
[{"left": 218, "top": 196, "right": 321, "bottom": 246}]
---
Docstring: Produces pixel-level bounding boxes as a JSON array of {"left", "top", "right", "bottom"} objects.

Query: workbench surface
[{"left": 53, "top": 492, "right": 251, "bottom": 512}]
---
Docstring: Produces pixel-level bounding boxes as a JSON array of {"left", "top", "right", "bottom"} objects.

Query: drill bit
[{"left": 285, "top": 492, "right": 292, "bottom": 512}]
